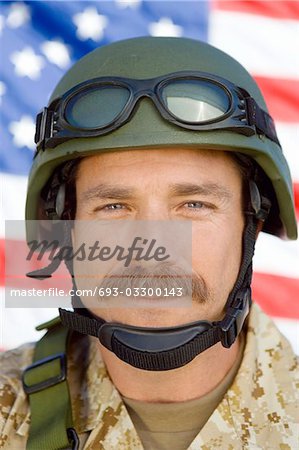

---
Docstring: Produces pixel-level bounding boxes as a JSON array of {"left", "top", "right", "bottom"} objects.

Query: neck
[{"left": 98, "top": 337, "right": 241, "bottom": 402}]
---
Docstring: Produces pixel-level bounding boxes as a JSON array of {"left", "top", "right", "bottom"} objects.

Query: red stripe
[
  {"left": 252, "top": 272, "right": 299, "bottom": 319},
  {"left": 1, "top": 239, "right": 71, "bottom": 291},
  {"left": 294, "top": 183, "right": 299, "bottom": 221},
  {"left": 253, "top": 77, "right": 299, "bottom": 123},
  {"left": 0, "top": 239, "right": 4, "bottom": 286},
  {"left": 2, "top": 241, "right": 299, "bottom": 318},
  {"left": 213, "top": 1, "right": 299, "bottom": 20}
]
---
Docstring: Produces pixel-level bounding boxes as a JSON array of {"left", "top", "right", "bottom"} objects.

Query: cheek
[{"left": 191, "top": 217, "right": 244, "bottom": 302}]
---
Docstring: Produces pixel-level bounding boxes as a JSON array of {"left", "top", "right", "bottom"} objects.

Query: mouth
[{"left": 94, "top": 289, "right": 191, "bottom": 309}]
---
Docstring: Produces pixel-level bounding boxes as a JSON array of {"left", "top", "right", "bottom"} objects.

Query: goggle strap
[
  {"left": 34, "top": 107, "right": 54, "bottom": 153},
  {"left": 246, "top": 97, "right": 280, "bottom": 146}
]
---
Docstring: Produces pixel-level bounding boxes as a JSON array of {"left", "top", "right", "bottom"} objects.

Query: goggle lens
[
  {"left": 65, "top": 86, "right": 131, "bottom": 129},
  {"left": 161, "top": 79, "right": 230, "bottom": 123}
]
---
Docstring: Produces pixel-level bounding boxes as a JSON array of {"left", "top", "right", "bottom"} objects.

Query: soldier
[{"left": 0, "top": 37, "right": 298, "bottom": 449}]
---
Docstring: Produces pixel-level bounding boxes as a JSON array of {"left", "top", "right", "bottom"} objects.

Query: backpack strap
[{"left": 22, "top": 317, "right": 79, "bottom": 450}]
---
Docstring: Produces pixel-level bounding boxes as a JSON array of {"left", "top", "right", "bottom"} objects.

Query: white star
[
  {"left": 73, "top": 7, "right": 108, "bottom": 41},
  {"left": 115, "top": 0, "right": 141, "bottom": 8},
  {"left": 41, "top": 40, "right": 71, "bottom": 69},
  {"left": 9, "top": 115, "right": 35, "bottom": 150},
  {"left": 0, "top": 81, "right": 6, "bottom": 105},
  {"left": 149, "top": 17, "right": 183, "bottom": 37},
  {"left": 6, "top": 2, "right": 30, "bottom": 28},
  {"left": 10, "top": 46, "right": 45, "bottom": 79},
  {"left": 0, "top": 15, "right": 4, "bottom": 35}
]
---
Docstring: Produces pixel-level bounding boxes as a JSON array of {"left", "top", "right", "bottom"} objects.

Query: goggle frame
[{"left": 35, "top": 71, "right": 280, "bottom": 153}]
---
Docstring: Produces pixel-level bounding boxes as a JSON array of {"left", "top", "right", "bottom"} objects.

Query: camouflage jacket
[{"left": 0, "top": 303, "right": 298, "bottom": 449}]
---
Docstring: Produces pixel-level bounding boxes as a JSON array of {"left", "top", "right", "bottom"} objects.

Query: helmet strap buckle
[{"left": 219, "top": 288, "right": 251, "bottom": 348}]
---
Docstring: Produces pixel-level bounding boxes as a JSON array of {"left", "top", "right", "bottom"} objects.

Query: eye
[
  {"left": 104, "top": 203, "right": 125, "bottom": 210},
  {"left": 179, "top": 200, "right": 215, "bottom": 217},
  {"left": 93, "top": 203, "right": 128, "bottom": 214},
  {"left": 185, "top": 202, "right": 205, "bottom": 209},
  {"left": 184, "top": 201, "right": 213, "bottom": 210}
]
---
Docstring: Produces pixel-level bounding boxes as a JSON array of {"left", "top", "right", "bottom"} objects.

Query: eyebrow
[
  {"left": 81, "top": 184, "right": 136, "bottom": 202},
  {"left": 168, "top": 182, "right": 232, "bottom": 200},
  {"left": 80, "top": 181, "right": 232, "bottom": 202}
]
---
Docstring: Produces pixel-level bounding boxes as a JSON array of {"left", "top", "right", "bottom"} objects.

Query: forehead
[{"left": 76, "top": 147, "right": 242, "bottom": 184}]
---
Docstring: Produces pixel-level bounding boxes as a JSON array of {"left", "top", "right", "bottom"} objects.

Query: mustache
[{"left": 98, "top": 263, "right": 211, "bottom": 304}]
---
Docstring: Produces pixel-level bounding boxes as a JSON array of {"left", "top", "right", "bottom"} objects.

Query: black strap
[
  {"left": 227, "top": 216, "right": 256, "bottom": 305},
  {"left": 59, "top": 307, "right": 222, "bottom": 370},
  {"left": 59, "top": 287, "right": 249, "bottom": 371},
  {"left": 111, "top": 327, "right": 220, "bottom": 370},
  {"left": 59, "top": 308, "right": 105, "bottom": 337},
  {"left": 246, "top": 97, "right": 280, "bottom": 146}
]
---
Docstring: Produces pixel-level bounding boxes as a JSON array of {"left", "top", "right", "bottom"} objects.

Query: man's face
[{"left": 74, "top": 147, "right": 244, "bottom": 327}]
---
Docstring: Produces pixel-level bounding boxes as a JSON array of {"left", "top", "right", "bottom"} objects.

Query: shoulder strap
[{"left": 22, "top": 318, "right": 79, "bottom": 449}]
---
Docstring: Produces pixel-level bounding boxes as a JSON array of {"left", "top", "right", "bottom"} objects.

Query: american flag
[{"left": 1, "top": 0, "right": 298, "bottom": 351}]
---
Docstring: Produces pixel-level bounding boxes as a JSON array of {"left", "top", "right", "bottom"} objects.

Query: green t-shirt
[{"left": 122, "top": 334, "right": 245, "bottom": 450}]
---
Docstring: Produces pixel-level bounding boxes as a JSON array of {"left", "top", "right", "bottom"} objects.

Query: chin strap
[{"left": 59, "top": 287, "right": 250, "bottom": 371}]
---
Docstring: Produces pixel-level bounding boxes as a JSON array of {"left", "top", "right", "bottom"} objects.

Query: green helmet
[{"left": 26, "top": 36, "right": 297, "bottom": 241}]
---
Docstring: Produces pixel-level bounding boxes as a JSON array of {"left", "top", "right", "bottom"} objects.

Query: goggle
[{"left": 35, "top": 71, "right": 280, "bottom": 152}]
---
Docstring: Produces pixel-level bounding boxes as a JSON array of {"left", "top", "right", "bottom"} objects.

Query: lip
[{"left": 93, "top": 294, "right": 192, "bottom": 309}]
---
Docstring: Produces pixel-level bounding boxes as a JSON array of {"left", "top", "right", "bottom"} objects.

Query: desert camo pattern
[{"left": 0, "top": 303, "right": 298, "bottom": 449}]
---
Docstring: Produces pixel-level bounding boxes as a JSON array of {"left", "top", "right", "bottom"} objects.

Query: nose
[{"left": 135, "top": 202, "right": 171, "bottom": 221}]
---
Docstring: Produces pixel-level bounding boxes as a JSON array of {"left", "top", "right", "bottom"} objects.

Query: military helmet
[{"left": 26, "top": 37, "right": 297, "bottom": 241}]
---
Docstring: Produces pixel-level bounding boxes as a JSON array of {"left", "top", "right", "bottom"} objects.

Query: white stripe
[
  {"left": 254, "top": 232, "right": 299, "bottom": 278},
  {"left": 1, "top": 173, "right": 27, "bottom": 237},
  {"left": 1, "top": 172, "right": 27, "bottom": 229},
  {"left": 276, "top": 123, "right": 299, "bottom": 183},
  {"left": 0, "top": 288, "right": 58, "bottom": 349},
  {"left": 272, "top": 316, "right": 299, "bottom": 355},
  {"left": 1, "top": 173, "right": 27, "bottom": 219},
  {"left": 209, "top": 10, "right": 299, "bottom": 79}
]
